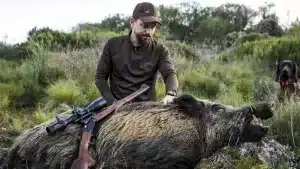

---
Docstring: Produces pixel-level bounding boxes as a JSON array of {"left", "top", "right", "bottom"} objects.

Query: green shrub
[
  {"left": 47, "top": 79, "right": 86, "bottom": 106},
  {"left": 0, "top": 93, "right": 13, "bottom": 130},
  {"left": 222, "top": 31, "right": 247, "bottom": 48},
  {"left": 162, "top": 40, "right": 199, "bottom": 60},
  {"left": 0, "top": 82, "right": 25, "bottom": 99},
  {"left": 27, "top": 27, "right": 121, "bottom": 50},
  {"left": 286, "top": 22, "right": 300, "bottom": 37},
  {"left": 30, "top": 106, "right": 56, "bottom": 126},
  {"left": 217, "top": 35, "right": 300, "bottom": 70},
  {"left": 196, "top": 148, "right": 269, "bottom": 169},
  {"left": 179, "top": 69, "right": 221, "bottom": 99},
  {"left": 0, "top": 59, "right": 21, "bottom": 82},
  {"left": 252, "top": 75, "right": 277, "bottom": 102},
  {"left": 0, "top": 43, "right": 22, "bottom": 60},
  {"left": 236, "top": 156, "right": 268, "bottom": 169},
  {"left": 235, "top": 32, "right": 271, "bottom": 45},
  {"left": 155, "top": 78, "right": 167, "bottom": 100},
  {"left": 0, "top": 93, "right": 9, "bottom": 110},
  {"left": 79, "top": 82, "right": 101, "bottom": 101},
  {"left": 256, "top": 17, "right": 283, "bottom": 37},
  {"left": 50, "top": 48, "right": 98, "bottom": 81},
  {"left": 268, "top": 102, "right": 300, "bottom": 148}
]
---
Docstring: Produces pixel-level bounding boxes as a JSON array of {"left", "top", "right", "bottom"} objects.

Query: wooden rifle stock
[{"left": 71, "top": 84, "right": 150, "bottom": 169}]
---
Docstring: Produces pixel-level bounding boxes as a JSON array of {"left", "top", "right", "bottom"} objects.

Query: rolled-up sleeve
[{"left": 158, "top": 44, "right": 179, "bottom": 94}]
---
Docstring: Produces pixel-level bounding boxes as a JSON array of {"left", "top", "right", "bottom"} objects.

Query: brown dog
[{"left": 275, "top": 59, "right": 300, "bottom": 102}]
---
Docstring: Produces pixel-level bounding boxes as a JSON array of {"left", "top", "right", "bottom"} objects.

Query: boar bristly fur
[{"left": 3, "top": 94, "right": 272, "bottom": 169}]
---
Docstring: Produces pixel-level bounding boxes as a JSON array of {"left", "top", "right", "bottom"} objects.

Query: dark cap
[{"left": 132, "top": 2, "right": 162, "bottom": 26}]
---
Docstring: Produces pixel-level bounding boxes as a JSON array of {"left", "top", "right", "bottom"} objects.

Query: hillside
[{"left": 1, "top": 1, "right": 300, "bottom": 168}]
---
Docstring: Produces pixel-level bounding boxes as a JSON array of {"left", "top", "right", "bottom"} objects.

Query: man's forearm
[
  {"left": 158, "top": 44, "right": 179, "bottom": 95},
  {"left": 164, "top": 73, "right": 178, "bottom": 95},
  {"left": 95, "top": 78, "right": 116, "bottom": 105}
]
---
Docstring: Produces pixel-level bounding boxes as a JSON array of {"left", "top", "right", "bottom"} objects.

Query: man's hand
[{"left": 161, "top": 94, "right": 176, "bottom": 105}]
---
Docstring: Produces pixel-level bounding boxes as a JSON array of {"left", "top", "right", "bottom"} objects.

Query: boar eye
[{"left": 210, "top": 104, "right": 226, "bottom": 113}]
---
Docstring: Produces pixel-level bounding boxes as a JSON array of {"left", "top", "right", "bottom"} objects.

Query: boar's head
[
  {"left": 203, "top": 100, "right": 273, "bottom": 154},
  {"left": 173, "top": 94, "right": 274, "bottom": 156}
]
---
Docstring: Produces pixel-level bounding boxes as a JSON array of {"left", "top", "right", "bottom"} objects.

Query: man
[{"left": 95, "top": 2, "right": 178, "bottom": 106}]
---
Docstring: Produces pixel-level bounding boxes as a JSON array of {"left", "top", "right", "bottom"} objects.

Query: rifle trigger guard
[{"left": 81, "top": 116, "right": 92, "bottom": 125}]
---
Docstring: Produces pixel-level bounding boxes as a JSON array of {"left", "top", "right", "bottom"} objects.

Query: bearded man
[{"left": 95, "top": 2, "right": 179, "bottom": 105}]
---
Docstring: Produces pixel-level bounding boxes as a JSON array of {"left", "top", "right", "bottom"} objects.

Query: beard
[{"left": 134, "top": 31, "right": 152, "bottom": 45}]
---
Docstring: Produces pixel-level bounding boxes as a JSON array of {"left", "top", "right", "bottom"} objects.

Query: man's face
[{"left": 130, "top": 18, "right": 157, "bottom": 44}]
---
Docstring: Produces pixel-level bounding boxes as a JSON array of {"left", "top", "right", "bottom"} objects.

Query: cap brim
[{"left": 139, "top": 16, "right": 162, "bottom": 26}]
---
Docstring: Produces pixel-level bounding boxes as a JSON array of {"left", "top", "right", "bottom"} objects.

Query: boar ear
[
  {"left": 173, "top": 94, "right": 206, "bottom": 119},
  {"left": 248, "top": 103, "right": 274, "bottom": 120}
]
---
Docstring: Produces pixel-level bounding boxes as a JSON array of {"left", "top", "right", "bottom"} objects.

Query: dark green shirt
[{"left": 95, "top": 31, "right": 178, "bottom": 105}]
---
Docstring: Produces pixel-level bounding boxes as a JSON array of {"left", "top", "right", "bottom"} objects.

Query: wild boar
[{"left": 4, "top": 94, "right": 273, "bottom": 169}]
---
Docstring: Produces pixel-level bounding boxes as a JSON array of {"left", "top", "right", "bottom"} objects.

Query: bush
[
  {"left": 179, "top": 69, "right": 221, "bottom": 99},
  {"left": 252, "top": 75, "right": 277, "bottom": 102},
  {"left": 0, "top": 43, "right": 22, "bottom": 60},
  {"left": 51, "top": 48, "right": 99, "bottom": 81},
  {"left": 222, "top": 31, "right": 247, "bottom": 48},
  {"left": 256, "top": 17, "right": 283, "bottom": 37},
  {"left": 27, "top": 27, "right": 121, "bottom": 51},
  {"left": 235, "top": 32, "right": 271, "bottom": 45},
  {"left": 0, "top": 59, "right": 20, "bottom": 82},
  {"left": 0, "top": 83, "right": 25, "bottom": 100},
  {"left": 268, "top": 102, "right": 300, "bottom": 148},
  {"left": 0, "top": 40, "right": 43, "bottom": 60},
  {"left": 286, "top": 22, "right": 300, "bottom": 37},
  {"left": 46, "top": 79, "right": 86, "bottom": 106},
  {"left": 79, "top": 82, "right": 101, "bottom": 101},
  {"left": 217, "top": 35, "right": 300, "bottom": 70}
]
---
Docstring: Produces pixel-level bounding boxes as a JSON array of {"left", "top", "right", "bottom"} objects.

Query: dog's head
[{"left": 275, "top": 60, "right": 299, "bottom": 86}]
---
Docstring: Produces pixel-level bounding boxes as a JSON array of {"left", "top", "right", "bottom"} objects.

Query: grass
[{"left": 0, "top": 30, "right": 300, "bottom": 167}]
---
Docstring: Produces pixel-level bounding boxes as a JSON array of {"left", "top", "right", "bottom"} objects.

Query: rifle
[
  {"left": 46, "top": 96, "right": 108, "bottom": 135},
  {"left": 71, "top": 84, "right": 150, "bottom": 169}
]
